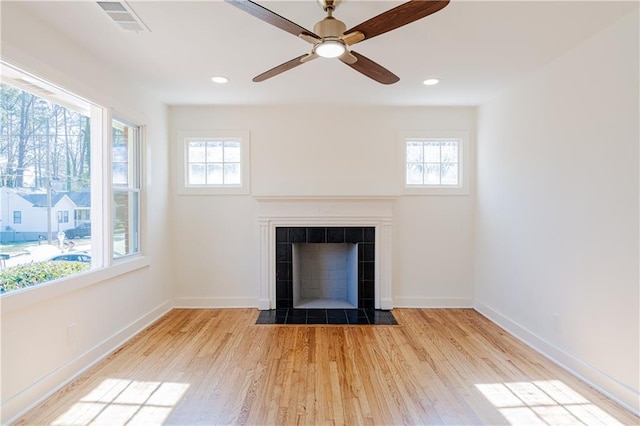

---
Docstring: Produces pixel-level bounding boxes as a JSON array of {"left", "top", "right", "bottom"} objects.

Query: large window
[
  {"left": 112, "top": 119, "right": 141, "bottom": 258},
  {"left": 0, "top": 62, "right": 144, "bottom": 295},
  {"left": 398, "top": 130, "right": 470, "bottom": 195},
  {"left": 177, "top": 130, "right": 250, "bottom": 195}
]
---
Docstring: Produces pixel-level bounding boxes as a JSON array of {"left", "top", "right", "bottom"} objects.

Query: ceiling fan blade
[
  {"left": 253, "top": 54, "right": 315, "bottom": 82},
  {"left": 225, "top": 0, "right": 318, "bottom": 38},
  {"left": 345, "top": 0, "right": 450, "bottom": 43},
  {"left": 342, "top": 51, "right": 399, "bottom": 85}
]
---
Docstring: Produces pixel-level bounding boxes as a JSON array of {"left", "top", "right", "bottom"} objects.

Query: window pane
[
  {"left": 424, "top": 143, "right": 440, "bottom": 162},
  {"left": 112, "top": 162, "right": 128, "bottom": 186},
  {"left": 0, "top": 75, "right": 93, "bottom": 295},
  {"left": 224, "top": 163, "right": 241, "bottom": 184},
  {"left": 207, "top": 163, "right": 223, "bottom": 184},
  {"left": 113, "top": 190, "right": 139, "bottom": 258},
  {"left": 441, "top": 142, "right": 458, "bottom": 163},
  {"left": 424, "top": 164, "right": 441, "bottom": 184},
  {"left": 112, "top": 119, "right": 140, "bottom": 259},
  {"left": 223, "top": 141, "right": 241, "bottom": 162},
  {"left": 406, "top": 163, "right": 423, "bottom": 185},
  {"left": 207, "top": 141, "right": 223, "bottom": 162},
  {"left": 406, "top": 142, "right": 423, "bottom": 162},
  {"left": 112, "top": 144, "right": 128, "bottom": 162},
  {"left": 188, "top": 142, "right": 206, "bottom": 162},
  {"left": 441, "top": 163, "right": 459, "bottom": 185},
  {"left": 189, "top": 163, "right": 206, "bottom": 184},
  {"left": 112, "top": 121, "right": 133, "bottom": 186}
]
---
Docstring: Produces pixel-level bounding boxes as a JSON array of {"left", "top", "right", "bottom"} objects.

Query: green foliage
[{"left": 0, "top": 261, "right": 90, "bottom": 294}]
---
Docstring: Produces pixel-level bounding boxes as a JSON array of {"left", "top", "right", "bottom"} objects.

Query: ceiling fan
[{"left": 224, "top": 0, "right": 450, "bottom": 84}]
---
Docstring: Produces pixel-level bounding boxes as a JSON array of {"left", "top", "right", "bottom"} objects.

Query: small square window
[
  {"left": 405, "top": 140, "right": 460, "bottom": 186},
  {"left": 186, "top": 140, "right": 241, "bottom": 186},
  {"left": 398, "top": 131, "right": 470, "bottom": 195},
  {"left": 177, "top": 130, "right": 250, "bottom": 195}
]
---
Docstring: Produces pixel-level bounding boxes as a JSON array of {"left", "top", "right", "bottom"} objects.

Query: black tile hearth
[{"left": 255, "top": 309, "right": 398, "bottom": 325}]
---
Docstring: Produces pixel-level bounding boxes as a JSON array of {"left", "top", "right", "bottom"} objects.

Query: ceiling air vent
[{"left": 97, "top": 1, "right": 150, "bottom": 32}]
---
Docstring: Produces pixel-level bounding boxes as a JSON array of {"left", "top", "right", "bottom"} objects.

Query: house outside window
[
  {"left": 177, "top": 130, "right": 250, "bottom": 195},
  {"left": 12, "top": 211, "right": 21, "bottom": 224}
]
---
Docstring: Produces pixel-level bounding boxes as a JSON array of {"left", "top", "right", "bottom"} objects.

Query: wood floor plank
[{"left": 15, "top": 308, "right": 639, "bottom": 426}]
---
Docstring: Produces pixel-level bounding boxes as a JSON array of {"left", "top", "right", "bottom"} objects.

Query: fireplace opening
[
  {"left": 275, "top": 226, "right": 375, "bottom": 309},
  {"left": 293, "top": 243, "right": 358, "bottom": 309}
]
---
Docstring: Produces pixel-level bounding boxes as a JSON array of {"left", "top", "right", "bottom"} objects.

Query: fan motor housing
[{"left": 314, "top": 16, "right": 347, "bottom": 38}]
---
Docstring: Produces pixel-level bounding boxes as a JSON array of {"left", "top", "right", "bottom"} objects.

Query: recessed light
[
  {"left": 423, "top": 78, "right": 440, "bottom": 86},
  {"left": 211, "top": 76, "right": 229, "bottom": 84}
]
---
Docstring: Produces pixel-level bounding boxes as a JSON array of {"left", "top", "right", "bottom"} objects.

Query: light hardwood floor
[{"left": 16, "top": 309, "right": 639, "bottom": 425}]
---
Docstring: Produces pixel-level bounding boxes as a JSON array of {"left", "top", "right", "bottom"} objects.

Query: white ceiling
[{"left": 11, "top": 0, "right": 638, "bottom": 106}]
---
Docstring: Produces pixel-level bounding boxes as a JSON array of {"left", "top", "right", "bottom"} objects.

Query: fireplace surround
[
  {"left": 277, "top": 226, "right": 374, "bottom": 309},
  {"left": 257, "top": 197, "right": 394, "bottom": 310}
]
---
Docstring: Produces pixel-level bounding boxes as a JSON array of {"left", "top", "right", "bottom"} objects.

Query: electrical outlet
[
  {"left": 67, "top": 322, "right": 78, "bottom": 344},
  {"left": 553, "top": 313, "right": 561, "bottom": 332}
]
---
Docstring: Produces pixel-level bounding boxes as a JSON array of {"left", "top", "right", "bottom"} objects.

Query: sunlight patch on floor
[
  {"left": 52, "top": 378, "right": 189, "bottom": 425},
  {"left": 475, "top": 380, "right": 622, "bottom": 425}
]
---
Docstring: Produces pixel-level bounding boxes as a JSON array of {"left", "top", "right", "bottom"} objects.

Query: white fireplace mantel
[{"left": 256, "top": 197, "right": 394, "bottom": 310}]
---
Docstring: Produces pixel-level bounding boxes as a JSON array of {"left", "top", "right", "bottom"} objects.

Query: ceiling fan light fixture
[{"left": 315, "top": 40, "right": 346, "bottom": 58}]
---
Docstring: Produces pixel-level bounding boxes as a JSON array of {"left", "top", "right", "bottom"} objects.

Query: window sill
[
  {"left": 177, "top": 186, "right": 250, "bottom": 196},
  {"left": 0, "top": 256, "right": 150, "bottom": 315},
  {"left": 401, "top": 186, "right": 470, "bottom": 196}
]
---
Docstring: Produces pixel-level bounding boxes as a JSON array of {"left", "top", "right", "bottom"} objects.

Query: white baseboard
[
  {"left": 172, "top": 297, "right": 257, "bottom": 309},
  {"left": 379, "top": 297, "right": 393, "bottom": 310},
  {"left": 474, "top": 300, "right": 640, "bottom": 416},
  {"left": 3, "top": 301, "right": 172, "bottom": 424},
  {"left": 393, "top": 297, "right": 473, "bottom": 308}
]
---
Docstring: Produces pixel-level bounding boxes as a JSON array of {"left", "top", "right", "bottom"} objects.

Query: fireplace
[
  {"left": 293, "top": 243, "right": 358, "bottom": 308},
  {"left": 276, "top": 227, "right": 375, "bottom": 309},
  {"left": 256, "top": 198, "right": 394, "bottom": 310}
]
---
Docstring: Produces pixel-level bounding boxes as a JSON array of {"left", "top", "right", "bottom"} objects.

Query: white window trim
[
  {"left": 0, "top": 63, "right": 148, "bottom": 306},
  {"left": 397, "top": 130, "right": 471, "bottom": 196},
  {"left": 112, "top": 116, "right": 143, "bottom": 260},
  {"left": 176, "top": 130, "right": 251, "bottom": 195}
]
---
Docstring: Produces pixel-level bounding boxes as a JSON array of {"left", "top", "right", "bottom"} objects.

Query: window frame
[
  {"left": 0, "top": 61, "right": 149, "bottom": 304},
  {"left": 57, "top": 211, "right": 69, "bottom": 224},
  {"left": 398, "top": 130, "right": 471, "bottom": 196},
  {"left": 111, "top": 117, "right": 143, "bottom": 260},
  {"left": 176, "top": 130, "right": 251, "bottom": 195},
  {"left": 13, "top": 211, "right": 21, "bottom": 224}
]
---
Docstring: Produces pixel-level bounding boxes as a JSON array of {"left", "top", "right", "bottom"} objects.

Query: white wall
[
  {"left": 474, "top": 10, "right": 639, "bottom": 413},
  {"left": 0, "top": 3, "right": 172, "bottom": 422},
  {"left": 170, "top": 106, "right": 476, "bottom": 308}
]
